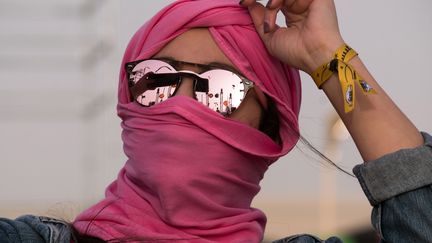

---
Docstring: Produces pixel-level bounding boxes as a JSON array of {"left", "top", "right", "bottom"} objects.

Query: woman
[
  {"left": 73, "top": 1, "right": 302, "bottom": 242},
  {"left": 1, "top": 0, "right": 431, "bottom": 242}
]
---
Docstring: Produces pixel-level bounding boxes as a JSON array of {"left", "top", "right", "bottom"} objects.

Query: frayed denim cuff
[{"left": 353, "top": 132, "right": 432, "bottom": 206}]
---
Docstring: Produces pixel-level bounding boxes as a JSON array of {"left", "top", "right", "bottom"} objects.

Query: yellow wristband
[{"left": 312, "top": 44, "right": 376, "bottom": 113}]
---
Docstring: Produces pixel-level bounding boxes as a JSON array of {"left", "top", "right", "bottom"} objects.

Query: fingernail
[
  {"left": 264, "top": 21, "right": 270, "bottom": 33},
  {"left": 266, "top": 0, "right": 273, "bottom": 7}
]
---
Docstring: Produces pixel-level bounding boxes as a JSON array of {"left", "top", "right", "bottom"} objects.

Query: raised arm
[
  {"left": 240, "top": 0, "right": 423, "bottom": 161},
  {"left": 241, "top": 1, "right": 432, "bottom": 242}
]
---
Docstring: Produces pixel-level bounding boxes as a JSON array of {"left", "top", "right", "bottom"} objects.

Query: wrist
[{"left": 303, "top": 38, "right": 345, "bottom": 75}]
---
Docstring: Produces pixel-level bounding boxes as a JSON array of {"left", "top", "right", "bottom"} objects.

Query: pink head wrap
[
  {"left": 119, "top": 0, "right": 301, "bottom": 156},
  {"left": 74, "top": 1, "right": 302, "bottom": 242}
]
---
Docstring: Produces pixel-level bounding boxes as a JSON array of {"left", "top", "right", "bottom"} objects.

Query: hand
[{"left": 241, "top": 0, "right": 345, "bottom": 74}]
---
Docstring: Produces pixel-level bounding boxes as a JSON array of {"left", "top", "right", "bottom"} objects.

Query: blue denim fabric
[
  {"left": 272, "top": 234, "right": 342, "bottom": 243},
  {"left": 0, "top": 215, "right": 72, "bottom": 243},
  {"left": 353, "top": 132, "right": 432, "bottom": 206},
  {"left": 273, "top": 132, "right": 432, "bottom": 243},
  {"left": 353, "top": 132, "right": 432, "bottom": 243}
]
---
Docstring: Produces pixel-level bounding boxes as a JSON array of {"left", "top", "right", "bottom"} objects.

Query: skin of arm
[{"left": 241, "top": 0, "right": 423, "bottom": 162}]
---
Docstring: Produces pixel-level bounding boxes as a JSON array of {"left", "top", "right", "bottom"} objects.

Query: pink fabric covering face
[{"left": 74, "top": 0, "right": 301, "bottom": 242}]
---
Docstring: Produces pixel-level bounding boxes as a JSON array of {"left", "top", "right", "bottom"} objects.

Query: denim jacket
[
  {"left": 0, "top": 215, "right": 73, "bottom": 243},
  {"left": 2, "top": 133, "right": 432, "bottom": 243},
  {"left": 274, "top": 132, "right": 432, "bottom": 243}
]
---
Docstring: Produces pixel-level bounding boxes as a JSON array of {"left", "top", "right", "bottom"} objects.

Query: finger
[
  {"left": 264, "top": 0, "right": 304, "bottom": 33},
  {"left": 247, "top": 2, "right": 265, "bottom": 33},
  {"left": 239, "top": 0, "right": 265, "bottom": 7},
  {"left": 239, "top": 0, "right": 254, "bottom": 6},
  {"left": 285, "top": 0, "right": 314, "bottom": 14},
  {"left": 247, "top": 2, "right": 271, "bottom": 40},
  {"left": 264, "top": 0, "right": 281, "bottom": 33}
]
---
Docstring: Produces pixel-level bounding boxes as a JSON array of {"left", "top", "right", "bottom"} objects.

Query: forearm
[
  {"left": 243, "top": 0, "right": 423, "bottom": 162},
  {"left": 317, "top": 54, "right": 423, "bottom": 161}
]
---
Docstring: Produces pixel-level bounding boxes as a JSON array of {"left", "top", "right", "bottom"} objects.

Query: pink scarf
[{"left": 74, "top": 0, "right": 301, "bottom": 242}]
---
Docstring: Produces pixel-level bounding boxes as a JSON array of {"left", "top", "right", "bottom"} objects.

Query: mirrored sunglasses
[{"left": 125, "top": 58, "right": 255, "bottom": 115}]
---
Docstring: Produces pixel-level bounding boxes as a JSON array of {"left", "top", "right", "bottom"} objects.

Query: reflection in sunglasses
[{"left": 126, "top": 59, "right": 255, "bottom": 116}]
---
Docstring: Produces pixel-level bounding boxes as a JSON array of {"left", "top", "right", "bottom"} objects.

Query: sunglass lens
[
  {"left": 127, "top": 60, "right": 178, "bottom": 106},
  {"left": 127, "top": 59, "right": 252, "bottom": 115},
  {"left": 198, "top": 70, "right": 247, "bottom": 115}
]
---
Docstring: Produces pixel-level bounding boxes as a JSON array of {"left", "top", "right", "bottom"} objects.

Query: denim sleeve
[
  {"left": 272, "top": 234, "right": 342, "bottom": 243},
  {"left": 353, "top": 132, "right": 432, "bottom": 242},
  {"left": 0, "top": 215, "right": 72, "bottom": 243},
  {"left": 0, "top": 216, "right": 45, "bottom": 243}
]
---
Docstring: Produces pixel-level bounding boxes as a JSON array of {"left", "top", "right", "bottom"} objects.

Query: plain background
[{"left": 1, "top": 0, "right": 431, "bottom": 240}]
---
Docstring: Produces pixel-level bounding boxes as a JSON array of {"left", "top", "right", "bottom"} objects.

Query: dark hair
[
  {"left": 71, "top": 226, "right": 105, "bottom": 243},
  {"left": 260, "top": 96, "right": 354, "bottom": 177},
  {"left": 259, "top": 95, "right": 282, "bottom": 144}
]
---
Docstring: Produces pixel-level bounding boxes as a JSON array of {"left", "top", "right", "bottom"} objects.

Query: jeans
[{"left": 2, "top": 133, "right": 432, "bottom": 243}]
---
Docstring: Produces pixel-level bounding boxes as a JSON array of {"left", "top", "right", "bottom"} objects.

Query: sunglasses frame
[{"left": 125, "top": 58, "right": 259, "bottom": 113}]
